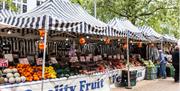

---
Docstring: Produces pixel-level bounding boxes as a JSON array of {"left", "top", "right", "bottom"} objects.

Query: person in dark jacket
[{"left": 172, "top": 46, "right": 179, "bottom": 82}]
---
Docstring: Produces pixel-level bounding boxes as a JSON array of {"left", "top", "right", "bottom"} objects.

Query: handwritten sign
[
  {"left": 117, "top": 54, "right": 120, "bottom": 59},
  {"left": 93, "top": 56, "right": 98, "bottom": 61},
  {"left": 36, "top": 58, "right": 42, "bottom": 65},
  {"left": 108, "top": 55, "right": 112, "bottom": 59},
  {"left": 70, "top": 57, "right": 78, "bottom": 62},
  {"left": 80, "top": 56, "right": 85, "bottom": 62},
  {"left": 103, "top": 54, "right": 107, "bottom": 57},
  {"left": 19, "top": 58, "right": 29, "bottom": 64},
  {"left": 113, "top": 55, "right": 117, "bottom": 59},
  {"left": 0, "top": 59, "right": 8, "bottom": 67},
  {"left": 86, "top": 56, "right": 91, "bottom": 62}
]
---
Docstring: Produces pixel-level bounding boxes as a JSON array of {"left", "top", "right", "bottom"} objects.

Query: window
[
  {"left": 37, "top": 1, "right": 41, "bottom": 6},
  {"left": 17, "top": 4, "right": 21, "bottom": 13},
  {"left": 23, "top": 5, "right": 27, "bottom": 13},
  {"left": 5, "top": 2, "right": 9, "bottom": 10},
  {"left": 0, "top": 3, "right": 3, "bottom": 10},
  {"left": 37, "top": 0, "right": 43, "bottom": 6},
  {"left": 17, "top": 0, "right": 21, "bottom": 3},
  {"left": 23, "top": 0, "right": 27, "bottom": 3}
]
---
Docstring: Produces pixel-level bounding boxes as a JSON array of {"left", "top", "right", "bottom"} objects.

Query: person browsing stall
[{"left": 159, "top": 50, "right": 167, "bottom": 79}]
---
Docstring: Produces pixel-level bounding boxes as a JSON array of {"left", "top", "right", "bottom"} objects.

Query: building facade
[{"left": 0, "top": 0, "right": 69, "bottom": 13}]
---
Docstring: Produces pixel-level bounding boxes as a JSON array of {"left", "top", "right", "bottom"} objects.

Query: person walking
[
  {"left": 172, "top": 46, "right": 179, "bottom": 83},
  {"left": 159, "top": 50, "right": 167, "bottom": 79}
]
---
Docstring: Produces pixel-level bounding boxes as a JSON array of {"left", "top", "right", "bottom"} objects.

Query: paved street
[{"left": 111, "top": 78, "right": 180, "bottom": 91}]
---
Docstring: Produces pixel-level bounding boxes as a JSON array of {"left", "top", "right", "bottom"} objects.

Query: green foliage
[
  {"left": 70, "top": 0, "right": 180, "bottom": 38},
  {"left": 0, "top": 0, "right": 17, "bottom": 11}
]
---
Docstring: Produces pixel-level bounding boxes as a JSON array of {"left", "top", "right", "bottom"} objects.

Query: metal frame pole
[
  {"left": 126, "top": 31, "right": 132, "bottom": 89},
  {"left": 41, "top": 31, "right": 47, "bottom": 91}
]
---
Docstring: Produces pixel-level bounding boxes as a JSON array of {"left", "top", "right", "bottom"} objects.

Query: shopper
[
  {"left": 172, "top": 46, "right": 179, "bottom": 83},
  {"left": 159, "top": 50, "right": 167, "bottom": 79}
]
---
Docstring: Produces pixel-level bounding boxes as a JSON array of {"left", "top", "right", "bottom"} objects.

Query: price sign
[
  {"left": 88, "top": 54, "right": 93, "bottom": 58},
  {"left": 113, "top": 55, "right": 117, "bottom": 59},
  {"left": 121, "top": 55, "right": 124, "bottom": 59},
  {"left": 70, "top": 57, "right": 78, "bottom": 62},
  {"left": 0, "top": 59, "right": 8, "bottom": 67},
  {"left": 98, "top": 55, "right": 102, "bottom": 60},
  {"left": 36, "top": 58, "right": 42, "bottom": 65},
  {"left": 103, "top": 54, "right": 107, "bottom": 57},
  {"left": 117, "top": 54, "right": 120, "bottom": 59},
  {"left": 86, "top": 56, "right": 91, "bottom": 62},
  {"left": 80, "top": 56, "right": 85, "bottom": 62},
  {"left": 108, "top": 55, "right": 112, "bottom": 59},
  {"left": 93, "top": 56, "right": 98, "bottom": 61},
  {"left": 19, "top": 58, "right": 29, "bottom": 64}
]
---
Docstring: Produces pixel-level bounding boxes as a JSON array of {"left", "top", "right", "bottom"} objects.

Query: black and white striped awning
[
  {"left": 0, "top": 0, "right": 122, "bottom": 37},
  {"left": 0, "top": 9, "right": 17, "bottom": 21},
  {"left": 163, "top": 34, "right": 177, "bottom": 43},
  {"left": 138, "top": 26, "right": 162, "bottom": 41},
  {"left": 108, "top": 18, "right": 146, "bottom": 40}
]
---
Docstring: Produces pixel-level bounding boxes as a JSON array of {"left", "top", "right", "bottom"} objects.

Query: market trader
[
  {"left": 172, "top": 46, "right": 179, "bottom": 83},
  {"left": 159, "top": 50, "right": 167, "bottom": 79}
]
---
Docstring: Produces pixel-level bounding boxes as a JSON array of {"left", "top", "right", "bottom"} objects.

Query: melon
[
  {"left": 15, "top": 77, "right": 21, "bottom": 83},
  {"left": 3, "top": 69, "right": 7, "bottom": 74},
  {"left": 21, "top": 76, "right": 26, "bottom": 82},
  {"left": 14, "top": 73, "right": 20, "bottom": 77},
  {"left": 9, "top": 77, "right": 15, "bottom": 84},
  {"left": 6, "top": 69, "right": 13, "bottom": 73},
  {"left": 12, "top": 68, "right": 18, "bottom": 73},
  {"left": 4, "top": 78, "right": 8, "bottom": 83},
  {"left": 7, "top": 73, "right": 14, "bottom": 78}
]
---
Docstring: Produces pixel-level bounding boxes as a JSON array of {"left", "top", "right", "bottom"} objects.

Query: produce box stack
[
  {"left": 144, "top": 60, "right": 157, "bottom": 80},
  {"left": 121, "top": 70, "right": 137, "bottom": 86},
  {"left": 166, "top": 64, "right": 175, "bottom": 77}
]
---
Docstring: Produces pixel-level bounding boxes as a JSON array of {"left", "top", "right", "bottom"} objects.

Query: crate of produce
[
  {"left": 122, "top": 70, "right": 137, "bottom": 79},
  {"left": 121, "top": 70, "right": 137, "bottom": 86},
  {"left": 146, "top": 73, "right": 157, "bottom": 80},
  {"left": 146, "top": 67, "right": 157, "bottom": 73},
  {"left": 166, "top": 65, "right": 175, "bottom": 77},
  {"left": 145, "top": 67, "right": 157, "bottom": 80}
]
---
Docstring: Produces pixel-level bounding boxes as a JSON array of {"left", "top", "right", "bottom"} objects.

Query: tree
[
  {"left": 0, "top": 0, "right": 17, "bottom": 11},
  {"left": 71, "top": 0, "right": 180, "bottom": 38}
]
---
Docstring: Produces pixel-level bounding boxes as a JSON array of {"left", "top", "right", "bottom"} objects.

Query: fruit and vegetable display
[
  {"left": 16, "top": 64, "right": 57, "bottom": 81},
  {"left": 1, "top": 67, "right": 26, "bottom": 84},
  {"left": 0, "top": 52, "right": 144, "bottom": 85},
  {"left": 129, "top": 55, "right": 144, "bottom": 67}
]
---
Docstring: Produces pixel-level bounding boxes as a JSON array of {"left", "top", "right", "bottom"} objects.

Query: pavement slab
[{"left": 111, "top": 78, "right": 180, "bottom": 91}]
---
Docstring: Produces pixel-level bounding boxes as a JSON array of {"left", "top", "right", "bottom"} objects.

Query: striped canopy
[
  {"left": 0, "top": 0, "right": 121, "bottom": 37},
  {"left": 108, "top": 18, "right": 146, "bottom": 40},
  {"left": 138, "top": 26, "right": 162, "bottom": 41},
  {"left": 0, "top": 9, "right": 18, "bottom": 29},
  {"left": 163, "top": 34, "right": 177, "bottom": 43},
  {"left": 0, "top": 9, "right": 18, "bottom": 21}
]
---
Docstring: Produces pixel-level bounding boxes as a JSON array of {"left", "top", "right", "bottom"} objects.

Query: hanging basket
[
  {"left": 138, "top": 42, "right": 142, "bottom": 48},
  {"left": 123, "top": 43, "right": 127, "bottom": 49},
  {"left": 104, "top": 37, "right": 110, "bottom": 44},
  {"left": 39, "top": 42, "right": 44, "bottom": 50},
  {"left": 39, "top": 28, "right": 45, "bottom": 37},
  {"left": 79, "top": 37, "right": 86, "bottom": 45}
]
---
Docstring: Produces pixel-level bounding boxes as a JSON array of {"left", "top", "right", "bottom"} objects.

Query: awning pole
[
  {"left": 126, "top": 31, "right": 132, "bottom": 89},
  {"left": 41, "top": 30, "right": 47, "bottom": 91}
]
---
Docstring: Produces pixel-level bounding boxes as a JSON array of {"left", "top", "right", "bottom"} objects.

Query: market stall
[
  {"left": 0, "top": 0, "right": 128, "bottom": 91},
  {"left": 138, "top": 26, "right": 177, "bottom": 80},
  {"left": 108, "top": 18, "right": 147, "bottom": 88}
]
